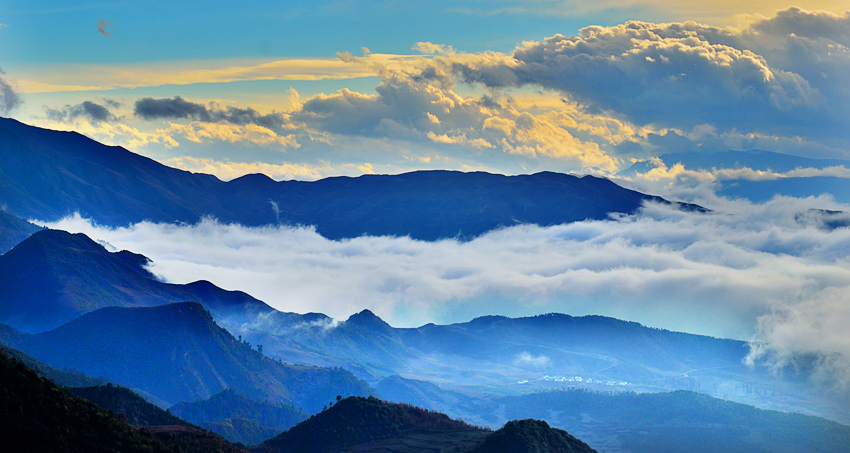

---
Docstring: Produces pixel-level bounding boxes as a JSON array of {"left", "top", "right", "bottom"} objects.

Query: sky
[
  {"left": 4, "top": 2, "right": 850, "bottom": 391},
  {"left": 1, "top": 1, "right": 848, "bottom": 182}
]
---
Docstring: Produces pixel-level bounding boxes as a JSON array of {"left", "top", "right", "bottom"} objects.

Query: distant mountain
[
  {"left": 0, "top": 210, "right": 41, "bottom": 254},
  {"left": 0, "top": 229, "right": 274, "bottom": 333},
  {"left": 619, "top": 150, "right": 850, "bottom": 203},
  {"left": 0, "top": 348, "right": 168, "bottom": 452},
  {"left": 4, "top": 302, "right": 374, "bottom": 410},
  {"left": 482, "top": 389, "right": 850, "bottom": 453},
  {"left": 171, "top": 389, "right": 308, "bottom": 446},
  {"left": 248, "top": 309, "right": 751, "bottom": 389},
  {"left": 620, "top": 150, "right": 850, "bottom": 177},
  {"left": 0, "top": 117, "right": 692, "bottom": 240}
]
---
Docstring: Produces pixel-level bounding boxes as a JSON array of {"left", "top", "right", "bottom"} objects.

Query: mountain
[
  {"left": 170, "top": 389, "right": 308, "bottom": 446},
  {"left": 0, "top": 229, "right": 274, "bottom": 333},
  {"left": 481, "top": 389, "right": 850, "bottom": 453},
  {"left": 0, "top": 348, "right": 169, "bottom": 452},
  {"left": 4, "top": 302, "right": 374, "bottom": 410},
  {"left": 255, "top": 396, "right": 595, "bottom": 453},
  {"left": 0, "top": 210, "right": 42, "bottom": 254},
  {"left": 0, "top": 344, "right": 105, "bottom": 388},
  {"left": 0, "top": 117, "right": 692, "bottom": 240},
  {"left": 69, "top": 385, "right": 196, "bottom": 428}
]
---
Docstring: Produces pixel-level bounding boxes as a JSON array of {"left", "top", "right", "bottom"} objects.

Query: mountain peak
[{"left": 346, "top": 309, "right": 392, "bottom": 330}]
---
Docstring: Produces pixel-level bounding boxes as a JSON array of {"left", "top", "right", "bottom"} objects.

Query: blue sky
[{"left": 2, "top": 1, "right": 849, "bottom": 184}]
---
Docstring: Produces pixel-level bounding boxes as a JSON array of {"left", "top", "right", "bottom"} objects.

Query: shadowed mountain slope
[
  {"left": 170, "top": 389, "right": 308, "bottom": 446},
  {"left": 0, "top": 229, "right": 274, "bottom": 333},
  {"left": 0, "top": 117, "right": 691, "bottom": 241},
  {"left": 69, "top": 385, "right": 196, "bottom": 428},
  {"left": 5, "top": 302, "right": 374, "bottom": 410}
]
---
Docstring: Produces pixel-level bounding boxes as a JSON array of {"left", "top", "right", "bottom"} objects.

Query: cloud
[
  {"left": 441, "top": 8, "right": 850, "bottom": 146},
  {"left": 13, "top": 57, "right": 377, "bottom": 93},
  {"left": 287, "top": 69, "right": 619, "bottom": 171},
  {"left": 134, "top": 96, "right": 286, "bottom": 130},
  {"left": 97, "top": 19, "right": 113, "bottom": 40},
  {"left": 41, "top": 193, "right": 850, "bottom": 391},
  {"left": 163, "top": 157, "right": 340, "bottom": 181},
  {"left": 515, "top": 352, "right": 551, "bottom": 368},
  {"left": 45, "top": 100, "right": 117, "bottom": 122},
  {"left": 0, "top": 76, "right": 22, "bottom": 115}
]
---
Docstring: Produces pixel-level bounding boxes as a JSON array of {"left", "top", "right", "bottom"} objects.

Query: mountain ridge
[{"left": 0, "top": 117, "right": 698, "bottom": 241}]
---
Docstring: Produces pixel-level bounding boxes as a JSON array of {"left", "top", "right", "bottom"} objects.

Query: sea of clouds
[{"left": 43, "top": 193, "right": 850, "bottom": 392}]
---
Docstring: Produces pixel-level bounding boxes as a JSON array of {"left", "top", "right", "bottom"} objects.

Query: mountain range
[
  {"left": 3, "top": 118, "right": 850, "bottom": 451},
  {"left": 0, "top": 117, "right": 694, "bottom": 240},
  {"left": 1, "top": 301, "right": 373, "bottom": 411}
]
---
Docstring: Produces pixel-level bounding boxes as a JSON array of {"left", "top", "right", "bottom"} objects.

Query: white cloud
[
  {"left": 445, "top": 8, "right": 850, "bottom": 147},
  {"left": 40, "top": 194, "right": 850, "bottom": 391},
  {"left": 515, "top": 351, "right": 551, "bottom": 368}
]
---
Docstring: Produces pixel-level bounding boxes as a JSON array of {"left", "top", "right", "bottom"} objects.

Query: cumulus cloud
[
  {"left": 45, "top": 100, "right": 117, "bottom": 122},
  {"left": 440, "top": 8, "right": 849, "bottom": 146},
  {"left": 41, "top": 193, "right": 850, "bottom": 391},
  {"left": 286, "top": 68, "right": 619, "bottom": 171}
]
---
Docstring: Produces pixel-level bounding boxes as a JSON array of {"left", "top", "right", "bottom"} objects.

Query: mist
[{"left": 41, "top": 195, "right": 850, "bottom": 390}]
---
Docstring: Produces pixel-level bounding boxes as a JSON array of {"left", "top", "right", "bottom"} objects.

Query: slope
[
  {"left": 0, "top": 228, "right": 274, "bottom": 333},
  {"left": 7, "top": 302, "right": 374, "bottom": 410},
  {"left": 0, "top": 117, "right": 692, "bottom": 240},
  {"left": 0, "top": 348, "right": 168, "bottom": 452}
]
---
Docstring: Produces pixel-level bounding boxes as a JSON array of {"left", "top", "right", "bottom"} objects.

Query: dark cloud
[
  {"left": 97, "top": 19, "right": 113, "bottom": 39},
  {"left": 0, "top": 76, "right": 22, "bottom": 116},
  {"left": 134, "top": 96, "right": 284, "bottom": 130},
  {"left": 46, "top": 100, "right": 116, "bottom": 122}
]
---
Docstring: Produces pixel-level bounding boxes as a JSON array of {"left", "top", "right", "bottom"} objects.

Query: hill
[
  {"left": 471, "top": 419, "right": 595, "bottom": 453},
  {"left": 0, "top": 229, "right": 274, "bottom": 333},
  {"left": 255, "top": 396, "right": 595, "bottom": 453},
  {"left": 0, "top": 117, "right": 692, "bottom": 241},
  {"left": 5, "top": 302, "right": 374, "bottom": 410},
  {"left": 0, "top": 348, "right": 169, "bottom": 452},
  {"left": 171, "top": 389, "right": 308, "bottom": 446}
]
